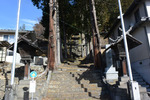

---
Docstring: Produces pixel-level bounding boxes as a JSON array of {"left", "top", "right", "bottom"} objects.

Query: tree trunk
[
  {"left": 54, "top": 0, "right": 61, "bottom": 65},
  {"left": 89, "top": 0, "right": 102, "bottom": 69},
  {"left": 48, "top": 0, "right": 56, "bottom": 70},
  {"left": 63, "top": 22, "right": 67, "bottom": 59}
]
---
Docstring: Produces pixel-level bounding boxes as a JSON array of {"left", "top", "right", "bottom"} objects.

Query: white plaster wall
[
  {"left": 130, "top": 26, "right": 150, "bottom": 84},
  {"left": 130, "top": 27, "right": 150, "bottom": 62},
  {"left": 0, "top": 35, "right": 3, "bottom": 41},
  {"left": 6, "top": 50, "right": 21, "bottom": 64},
  {"left": 145, "top": 1, "right": 150, "bottom": 17},
  {"left": 124, "top": 16, "right": 131, "bottom": 30},
  {"left": 139, "top": 3, "right": 147, "bottom": 17},
  {"left": 146, "top": 25, "right": 150, "bottom": 47},
  {"left": 132, "top": 58, "right": 150, "bottom": 84}
]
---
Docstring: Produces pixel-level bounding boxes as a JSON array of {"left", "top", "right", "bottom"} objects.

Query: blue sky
[{"left": 0, "top": 0, "right": 42, "bottom": 30}]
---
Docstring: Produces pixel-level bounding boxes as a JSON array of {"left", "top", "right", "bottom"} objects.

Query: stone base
[{"left": 105, "top": 72, "right": 118, "bottom": 80}]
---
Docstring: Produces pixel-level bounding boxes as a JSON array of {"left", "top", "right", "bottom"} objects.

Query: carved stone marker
[{"left": 105, "top": 44, "right": 118, "bottom": 81}]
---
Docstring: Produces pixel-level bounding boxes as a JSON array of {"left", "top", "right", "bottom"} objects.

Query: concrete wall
[
  {"left": 146, "top": 25, "right": 150, "bottom": 47},
  {"left": 0, "top": 35, "right": 3, "bottom": 41},
  {"left": 131, "top": 58, "right": 150, "bottom": 83},
  {"left": 145, "top": 0, "right": 150, "bottom": 17},
  {"left": 130, "top": 26, "right": 150, "bottom": 84},
  {"left": 130, "top": 27, "right": 150, "bottom": 62}
]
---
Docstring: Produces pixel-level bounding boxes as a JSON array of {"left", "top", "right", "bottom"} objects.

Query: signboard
[
  {"left": 30, "top": 71, "right": 37, "bottom": 78},
  {"left": 29, "top": 80, "right": 36, "bottom": 93}
]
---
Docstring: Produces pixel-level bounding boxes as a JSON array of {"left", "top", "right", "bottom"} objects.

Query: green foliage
[
  {"left": 31, "top": 0, "right": 49, "bottom": 38},
  {"left": 31, "top": 0, "right": 133, "bottom": 39},
  {"left": 96, "top": 0, "right": 133, "bottom": 33}
]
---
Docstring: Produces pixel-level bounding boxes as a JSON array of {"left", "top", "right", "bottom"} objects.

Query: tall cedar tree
[{"left": 31, "top": 0, "right": 133, "bottom": 38}]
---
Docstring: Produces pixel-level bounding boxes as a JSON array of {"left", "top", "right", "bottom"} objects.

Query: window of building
[
  {"left": 134, "top": 9, "right": 141, "bottom": 23},
  {"left": 3, "top": 35, "right": 8, "bottom": 41},
  {"left": 3, "top": 35, "right": 15, "bottom": 44},
  {"left": 9, "top": 35, "right": 15, "bottom": 44},
  {"left": 7, "top": 51, "right": 13, "bottom": 56}
]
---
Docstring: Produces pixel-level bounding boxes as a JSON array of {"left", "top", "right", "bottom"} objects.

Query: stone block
[{"left": 34, "top": 57, "right": 43, "bottom": 65}]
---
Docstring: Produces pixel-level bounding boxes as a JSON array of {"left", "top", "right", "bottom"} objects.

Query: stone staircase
[
  {"left": 112, "top": 69, "right": 150, "bottom": 100},
  {"left": 15, "top": 75, "right": 47, "bottom": 100},
  {"left": 45, "top": 65, "right": 110, "bottom": 100},
  {"left": 2, "top": 65, "right": 48, "bottom": 100},
  {"left": 132, "top": 70, "right": 150, "bottom": 100}
]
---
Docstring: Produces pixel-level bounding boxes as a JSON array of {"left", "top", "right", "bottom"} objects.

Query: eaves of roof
[
  {"left": 0, "top": 41, "right": 10, "bottom": 47},
  {"left": 9, "top": 36, "right": 44, "bottom": 55},
  {"left": 103, "top": 33, "right": 142, "bottom": 53}
]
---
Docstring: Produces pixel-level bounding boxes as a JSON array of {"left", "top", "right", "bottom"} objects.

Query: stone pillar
[
  {"left": 105, "top": 44, "right": 118, "bottom": 81},
  {"left": 24, "top": 61, "right": 30, "bottom": 80},
  {"left": 24, "top": 62, "right": 29, "bottom": 80},
  {"left": 122, "top": 60, "right": 127, "bottom": 76}
]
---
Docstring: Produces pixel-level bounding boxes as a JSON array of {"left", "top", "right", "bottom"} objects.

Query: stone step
[
  {"left": 133, "top": 74, "right": 141, "bottom": 77},
  {"left": 119, "top": 81, "right": 127, "bottom": 86},
  {"left": 51, "top": 78, "right": 76, "bottom": 82},
  {"left": 75, "top": 75, "right": 101, "bottom": 80},
  {"left": 47, "top": 96, "right": 91, "bottom": 100},
  {"left": 83, "top": 87, "right": 104, "bottom": 92},
  {"left": 75, "top": 74, "right": 100, "bottom": 78},
  {"left": 81, "top": 83, "right": 98, "bottom": 88},
  {"left": 133, "top": 76, "right": 143, "bottom": 79},
  {"left": 48, "top": 88, "right": 85, "bottom": 93},
  {"left": 49, "top": 80, "right": 78, "bottom": 85},
  {"left": 77, "top": 79, "right": 90, "bottom": 84},
  {"left": 45, "top": 66, "right": 106, "bottom": 100},
  {"left": 147, "top": 88, "right": 150, "bottom": 92},
  {"left": 138, "top": 81, "right": 147, "bottom": 85},
  {"left": 47, "top": 92, "right": 89, "bottom": 98},
  {"left": 119, "top": 76, "right": 129, "bottom": 82},
  {"left": 48, "top": 84, "right": 81, "bottom": 89},
  {"left": 79, "top": 82, "right": 104, "bottom": 88},
  {"left": 89, "top": 80, "right": 102, "bottom": 83},
  {"left": 119, "top": 84, "right": 128, "bottom": 89},
  {"left": 140, "top": 93, "right": 150, "bottom": 100},
  {"left": 134, "top": 78, "right": 143, "bottom": 82},
  {"left": 139, "top": 87, "right": 147, "bottom": 93},
  {"left": 51, "top": 76, "right": 74, "bottom": 79},
  {"left": 139, "top": 84, "right": 150, "bottom": 88},
  {"left": 19, "top": 80, "right": 31, "bottom": 85},
  {"left": 16, "top": 89, "right": 41, "bottom": 98}
]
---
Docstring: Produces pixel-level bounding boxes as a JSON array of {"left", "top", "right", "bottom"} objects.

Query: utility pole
[
  {"left": 89, "top": 0, "right": 102, "bottom": 69},
  {"left": 118, "top": 0, "right": 140, "bottom": 99},
  {"left": 11, "top": 0, "right": 21, "bottom": 85},
  {"left": 48, "top": 0, "right": 56, "bottom": 70}
]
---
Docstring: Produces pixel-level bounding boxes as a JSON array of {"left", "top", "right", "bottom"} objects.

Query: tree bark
[
  {"left": 54, "top": 0, "right": 61, "bottom": 66},
  {"left": 48, "top": 0, "right": 56, "bottom": 70},
  {"left": 63, "top": 21, "right": 67, "bottom": 59},
  {"left": 89, "top": 0, "right": 102, "bottom": 69}
]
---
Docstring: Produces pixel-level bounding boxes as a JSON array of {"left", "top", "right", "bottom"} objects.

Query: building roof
[
  {"left": 9, "top": 36, "right": 44, "bottom": 56},
  {"left": 0, "top": 29, "right": 28, "bottom": 33},
  {"left": 104, "top": 0, "right": 142, "bottom": 39},
  {"left": 104, "top": 33, "right": 142, "bottom": 53},
  {"left": 0, "top": 41, "right": 10, "bottom": 47},
  {"left": 8, "top": 31, "right": 47, "bottom": 56}
]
